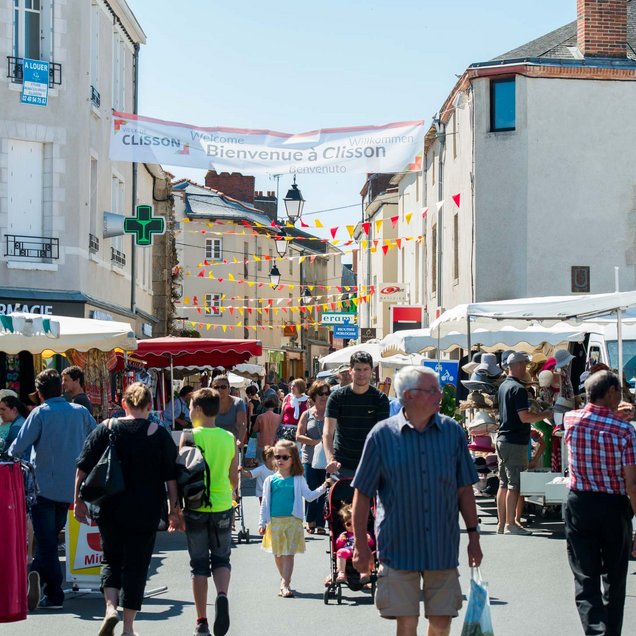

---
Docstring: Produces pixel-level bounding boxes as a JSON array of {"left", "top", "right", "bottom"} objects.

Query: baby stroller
[{"left": 323, "top": 477, "right": 377, "bottom": 604}]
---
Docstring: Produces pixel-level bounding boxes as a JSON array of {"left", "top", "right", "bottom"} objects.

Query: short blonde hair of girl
[
  {"left": 274, "top": 439, "right": 304, "bottom": 476},
  {"left": 123, "top": 382, "right": 152, "bottom": 410},
  {"left": 338, "top": 502, "right": 352, "bottom": 523},
  {"left": 291, "top": 378, "right": 306, "bottom": 394}
]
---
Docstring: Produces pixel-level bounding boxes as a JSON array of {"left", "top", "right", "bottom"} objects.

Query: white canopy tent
[
  {"left": 380, "top": 324, "right": 586, "bottom": 357},
  {"left": 319, "top": 340, "right": 424, "bottom": 368},
  {"left": 428, "top": 292, "right": 636, "bottom": 385},
  {"left": 0, "top": 312, "right": 137, "bottom": 354}
]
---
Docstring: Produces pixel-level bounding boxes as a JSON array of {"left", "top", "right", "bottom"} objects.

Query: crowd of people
[{"left": 2, "top": 350, "right": 635, "bottom": 636}]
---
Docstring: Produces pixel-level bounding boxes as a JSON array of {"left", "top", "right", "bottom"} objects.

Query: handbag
[
  {"left": 311, "top": 441, "right": 327, "bottom": 470},
  {"left": 80, "top": 419, "right": 125, "bottom": 506},
  {"left": 461, "top": 567, "right": 494, "bottom": 636}
]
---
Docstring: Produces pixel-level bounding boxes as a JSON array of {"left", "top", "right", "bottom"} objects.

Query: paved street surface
[{"left": 4, "top": 481, "right": 636, "bottom": 635}]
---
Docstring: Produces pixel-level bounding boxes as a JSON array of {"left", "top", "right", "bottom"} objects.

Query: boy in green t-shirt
[{"left": 177, "top": 388, "right": 238, "bottom": 636}]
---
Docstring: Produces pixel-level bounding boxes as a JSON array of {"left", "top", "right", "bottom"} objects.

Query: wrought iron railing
[
  {"left": 5, "top": 234, "right": 59, "bottom": 259},
  {"left": 7, "top": 56, "right": 62, "bottom": 87},
  {"left": 111, "top": 247, "right": 126, "bottom": 267},
  {"left": 90, "top": 85, "right": 100, "bottom": 107},
  {"left": 89, "top": 233, "right": 99, "bottom": 253}
]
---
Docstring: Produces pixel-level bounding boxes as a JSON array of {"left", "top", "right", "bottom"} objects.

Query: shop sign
[
  {"left": 0, "top": 302, "right": 53, "bottom": 315},
  {"left": 142, "top": 323, "right": 153, "bottom": 337},
  {"left": 283, "top": 324, "right": 297, "bottom": 337},
  {"left": 378, "top": 283, "right": 409, "bottom": 303},
  {"left": 360, "top": 327, "right": 377, "bottom": 343},
  {"left": 391, "top": 305, "right": 425, "bottom": 333},
  {"left": 334, "top": 324, "right": 359, "bottom": 339},
  {"left": 65, "top": 506, "right": 102, "bottom": 587},
  {"left": 321, "top": 312, "right": 357, "bottom": 326},
  {"left": 0, "top": 300, "right": 85, "bottom": 318},
  {"left": 90, "top": 310, "right": 113, "bottom": 321},
  {"left": 124, "top": 204, "right": 166, "bottom": 246}
]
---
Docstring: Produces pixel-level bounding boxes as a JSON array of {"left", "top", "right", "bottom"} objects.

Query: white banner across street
[{"left": 109, "top": 112, "right": 424, "bottom": 174}]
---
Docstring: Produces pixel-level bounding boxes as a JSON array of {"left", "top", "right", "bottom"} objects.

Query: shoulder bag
[{"left": 80, "top": 418, "right": 126, "bottom": 506}]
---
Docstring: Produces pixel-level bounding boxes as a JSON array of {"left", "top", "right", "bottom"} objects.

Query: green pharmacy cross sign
[{"left": 124, "top": 204, "right": 166, "bottom": 246}]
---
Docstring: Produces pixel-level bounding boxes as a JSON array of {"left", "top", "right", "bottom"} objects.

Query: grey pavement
[{"left": 3, "top": 486, "right": 635, "bottom": 636}]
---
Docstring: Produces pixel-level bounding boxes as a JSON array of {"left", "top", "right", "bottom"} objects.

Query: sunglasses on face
[
  {"left": 274, "top": 454, "right": 291, "bottom": 461},
  {"left": 316, "top": 391, "right": 330, "bottom": 397},
  {"left": 344, "top": 520, "right": 352, "bottom": 526},
  {"left": 213, "top": 385, "right": 229, "bottom": 389}
]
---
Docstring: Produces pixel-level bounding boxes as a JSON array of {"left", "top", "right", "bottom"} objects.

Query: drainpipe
[
  {"left": 435, "top": 122, "right": 446, "bottom": 311},
  {"left": 130, "top": 43, "right": 139, "bottom": 315}
]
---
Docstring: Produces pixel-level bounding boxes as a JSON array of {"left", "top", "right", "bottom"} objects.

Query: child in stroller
[
  {"left": 323, "top": 477, "right": 377, "bottom": 604},
  {"left": 335, "top": 503, "right": 374, "bottom": 583}
]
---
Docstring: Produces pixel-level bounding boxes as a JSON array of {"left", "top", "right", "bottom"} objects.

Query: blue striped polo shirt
[{"left": 352, "top": 409, "right": 478, "bottom": 571}]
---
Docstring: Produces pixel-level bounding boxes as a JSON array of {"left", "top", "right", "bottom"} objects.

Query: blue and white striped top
[{"left": 352, "top": 409, "right": 477, "bottom": 571}]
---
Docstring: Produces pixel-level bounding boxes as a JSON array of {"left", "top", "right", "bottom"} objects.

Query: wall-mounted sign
[
  {"left": 0, "top": 300, "right": 84, "bottom": 317},
  {"left": 334, "top": 324, "right": 359, "bottom": 340},
  {"left": 571, "top": 266, "right": 590, "bottom": 294},
  {"left": 321, "top": 312, "right": 357, "bottom": 326},
  {"left": 379, "top": 283, "right": 409, "bottom": 303},
  {"left": 124, "top": 204, "right": 165, "bottom": 246},
  {"left": 21, "top": 58, "right": 49, "bottom": 107},
  {"left": 391, "top": 305, "right": 425, "bottom": 333},
  {"left": 360, "top": 327, "right": 377, "bottom": 343}
]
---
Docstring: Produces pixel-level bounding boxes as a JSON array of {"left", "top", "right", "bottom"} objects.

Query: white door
[{"left": 8, "top": 139, "right": 43, "bottom": 237}]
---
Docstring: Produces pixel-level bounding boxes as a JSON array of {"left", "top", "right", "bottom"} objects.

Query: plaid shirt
[{"left": 564, "top": 403, "right": 636, "bottom": 495}]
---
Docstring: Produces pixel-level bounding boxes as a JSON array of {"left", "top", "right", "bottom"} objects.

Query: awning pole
[
  {"left": 170, "top": 355, "right": 175, "bottom": 429},
  {"left": 466, "top": 314, "right": 472, "bottom": 359},
  {"left": 617, "top": 308, "right": 624, "bottom": 393}
]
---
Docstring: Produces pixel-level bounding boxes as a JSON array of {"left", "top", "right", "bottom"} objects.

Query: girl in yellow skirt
[{"left": 258, "top": 439, "right": 330, "bottom": 597}]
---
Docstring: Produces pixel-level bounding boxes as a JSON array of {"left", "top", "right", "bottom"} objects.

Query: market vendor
[{"left": 162, "top": 385, "right": 194, "bottom": 430}]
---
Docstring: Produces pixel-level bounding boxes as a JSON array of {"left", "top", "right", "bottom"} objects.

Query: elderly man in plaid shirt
[{"left": 564, "top": 370, "right": 636, "bottom": 636}]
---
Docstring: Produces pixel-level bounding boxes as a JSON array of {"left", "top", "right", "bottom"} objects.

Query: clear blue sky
[{"left": 130, "top": 0, "right": 574, "bottom": 239}]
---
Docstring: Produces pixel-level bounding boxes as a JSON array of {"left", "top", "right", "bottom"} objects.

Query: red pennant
[
  {"left": 336, "top": 286, "right": 343, "bottom": 293},
  {"left": 196, "top": 308, "right": 201, "bottom": 314},
  {"left": 362, "top": 222, "right": 370, "bottom": 236},
  {"left": 373, "top": 239, "right": 379, "bottom": 247},
  {"left": 217, "top": 278, "right": 223, "bottom": 283},
  {"left": 229, "top": 307, "right": 234, "bottom": 315},
  {"left": 396, "top": 238, "right": 402, "bottom": 249},
  {"left": 330, "top": 227, "right": 338, "bottom": 239},
  {"left": 193, "top": 296, "right": 199, "bottom": 305},
  {"left": 422, "top": 207, "right": 429, "bottom": 218},
  {"left": 452, "top": 193, "right": 461, "bottom": 208},
  {"left": 390, "top": 215, "right": 399, "bottom": 228},
  {"left": 198, "top": 270, "right": 205, "bottom": 277},
  {"left": 241, "top": 219, "right": 251, "bottom": 227},
  {"left": 270, "top": 220, "right": 278, "bottom": 227},
  {"left": 247, "top": 308, "right": 253, "bottom": 315},
  {"left": 300, "top": 219, "right": 309, "bottom": 228},
  {"left": 382, "top": 245, "right": 389, "bottom": 255},
  {"left": 203, "top": 260, "right": 210, "bottom": 266}
]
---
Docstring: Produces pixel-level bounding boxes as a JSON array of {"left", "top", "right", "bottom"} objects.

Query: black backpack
[{"left": 176, "top": 430, "right": 211, "bottom": 510}]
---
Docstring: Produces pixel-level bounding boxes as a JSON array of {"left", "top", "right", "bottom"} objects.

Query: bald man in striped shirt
[{"left": 352, "top": 366, "right": 482, "bottom": 636}]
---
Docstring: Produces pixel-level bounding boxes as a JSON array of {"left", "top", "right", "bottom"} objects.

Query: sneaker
[
  {"left": 27, "top": 571, "right": 40, "bottom": 611},
  {"left": 38, "top": 596, "right": 63, "bottom": 610},
  {"left": 213, "top": 595, "right": 230, "bottom": 636},
  {"left": 496, "top": 525, "right": 505, "bottom": 535},
  {"left": 504, "top": 523, "right": 532, "bottom": 535},
  {"left": 193, "top": 619, "right": 211, "bottom": 635}
]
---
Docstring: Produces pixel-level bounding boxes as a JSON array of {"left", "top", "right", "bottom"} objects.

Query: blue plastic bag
[
  {"left": 461, "top": 568, "right": 494, "bottom": 636},
  {"left": 245, "top": 436, "right": 257, "bottom": 459}
]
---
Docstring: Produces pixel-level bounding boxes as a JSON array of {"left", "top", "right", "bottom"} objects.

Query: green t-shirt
[{"left": 192, "top": 426, "right": 236, "bottom": 513}]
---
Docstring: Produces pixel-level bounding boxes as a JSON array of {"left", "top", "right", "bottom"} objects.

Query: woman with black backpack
[{"left": 73, "top": 383, "right": 179, "bottom": 636}]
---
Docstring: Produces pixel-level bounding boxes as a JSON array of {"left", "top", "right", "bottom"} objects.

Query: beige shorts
[
  {"left": 496, "top": 440, "right": 529, "bottom": 490},
  {"left": 375, "top": 564, "right": 462, "bottom": 619}
]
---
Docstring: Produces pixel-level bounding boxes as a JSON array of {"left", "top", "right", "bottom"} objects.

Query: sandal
[
  {"left": 335, "top": 572, "right": 346, "bottom": 583},
  {"left": 306, "top": 527, "right": 315, "bottom": 535},
  {"left": 278, "top": 585, "right": 294, "bottom": 598},
  {"left": 315, "top": 527, "right": 326, "bottom": 535}
]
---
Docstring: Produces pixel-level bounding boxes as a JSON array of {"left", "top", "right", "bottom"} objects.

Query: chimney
[
  {"left": 204, "top": 170, "right": 255, "bottom": 203},
  {"left": 577, "top": 0, "right": 628, "bottom": 58}
]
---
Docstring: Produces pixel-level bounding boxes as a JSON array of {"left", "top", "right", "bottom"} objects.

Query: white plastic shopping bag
[{"left": 461, "top": 567, "right": 494, "bottom": 636}]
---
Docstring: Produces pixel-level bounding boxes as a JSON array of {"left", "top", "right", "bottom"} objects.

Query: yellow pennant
[
  {"left": 375, "top": 219, "right": 383, "bottom": 232},
  {"left": 405, "top": 212, "right": 413, "bottom": 224},
  {"left": 346, "top": 225, "right": 355, "bottom": 239},
  {"left": 315, "top": 219, "right": 323, "bottom": 228}
]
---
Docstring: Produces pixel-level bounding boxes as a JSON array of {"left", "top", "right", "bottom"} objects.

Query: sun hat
[
  {"left": 0, "top": 389, "right": 18, "bottom": 400},
  {"left": 473, "top": 456, "right": 491, "bottom": 475},
  {"left": 467, "top": 410, "right": 498, "bottom": 435},
  {"left": 554, "top": 349, "right": 574, "bottom": 369},
  {"left": 485, "top": 454, "right": 499, "bottom": 470},
  {"left": 474, "top": 353, "right": 502, "bottom": 377},
  {"left": 336, "top": 363, "right": 350, "bottom": 374},
  {"left": 530, "top": 351, "right": 548, "bottom": 366},
  {"left": 461, "top": 379, "right": 498, "bottom": 394},
  {"left": 507, "top": 351, "right": 530, "bottom": 366},
  {"left": 468, "top": 435, "right": 496, "bottom": 453},
  {"left": 462, "top": 352, "right": 483, "bottom": 375},
  {"left": 541, "top": 357, "right": 557, "bottom": 372},
  {"left": 499, "top": 350, "right": 515, "bottom": 370},
  {"left": 538, "top": 370, "right": 554, "bottom": 388}
]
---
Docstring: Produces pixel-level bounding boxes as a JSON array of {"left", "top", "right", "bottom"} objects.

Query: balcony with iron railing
[
  {"left": 90, "top": 85, "right": 100, "bottom": 107},
  {"left": 7, "top": 56, "right": 62, "bottom": 87},
  {"left": 4, "top": 234, "right": 59, "bottom": 260},
  {"left": 111, "top": 247, "right": 126, "bottom": 267}
]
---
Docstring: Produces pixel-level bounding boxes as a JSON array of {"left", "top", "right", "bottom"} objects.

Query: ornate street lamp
[
  {"left": 283, "top": 175, "right": 305, "bottom": 223},
  {"left": 269, "top": 264, "right": 281, "bottom": 287},
  {"left": 274, "top": 229, "right": 288, "bottom": 257}
]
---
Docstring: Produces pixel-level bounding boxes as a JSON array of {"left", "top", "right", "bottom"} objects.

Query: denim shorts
[{"left": 184, "top": 508, "right": 233, "bottom": 577}]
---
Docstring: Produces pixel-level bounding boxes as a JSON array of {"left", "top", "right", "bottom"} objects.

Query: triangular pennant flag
[
  {"left": 390, "top": 215, "right": 399, "bottom": 228},
  {"left": 396, "top": 238, "right": 402, "bottom": 249},
  {"left": 315, "top": 219, "right": 323, "bottom": 228},
  {"left": 222, "top": 325, "right": 227, "bottom": 333},
  {"left": 375, "top": 219, "right": 383, "bottom": 233},
  {"left": 229, "top": 307, "right": 234, "bottom": 315},
  {"left": 436, "top": 200, "right": 444, "bottom": 211},
  {"left": 198, "top": 270, "right": 205, "bottom": 277},
  {"left": 362, "top": 222, "right": 370, "bottom": 236},
  {"left": 310, "top": 255, "right": 316, "bottom": 263},
  {"left": 330, "top": 227, "right": 338, "bottom": 239},
  {"left": 346, "top": 225, "right": 355, "bottom": 239},
  {"left": 452, "top": 193, "right": 461, "bottom": 208},
  {"left": 300, "top": 219, "right": 309, "bottom": 228},
  {"left": 382, "top": 245, "right": 389, "bottom": 255},
  {"left": 405, "top": 212, "right": 413, "bottom": 224}
]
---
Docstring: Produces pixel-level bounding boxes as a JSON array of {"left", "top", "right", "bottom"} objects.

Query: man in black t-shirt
[
  {"left": 323, "top": 351, "right": 390, "bottom": 477},
  {"left": 497, "top": 352, "right": 552, "bottom": 536},
  {"left": 61, "top": 365, "right": 93, "bottom": 413}
]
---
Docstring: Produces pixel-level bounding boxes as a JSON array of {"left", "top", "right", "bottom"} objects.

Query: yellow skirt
[{"left": 262, "top": 516, "right": 305, "bottom": 556}]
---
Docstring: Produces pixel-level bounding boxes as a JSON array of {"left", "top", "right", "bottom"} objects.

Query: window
[
  {"left": 257, "top": 245, "right": 262, "bottom": 272},
  {"left": 90, "top": 2, "right": 100, "bottom": 98},
  {"left": 452, "top": 113, "right": 457, "bottom": 158},
  {"left": 289, "top": 255, "right": 293, "bottom": 277},
  {"left": 205, "top": 238, "right": 222, "bottom": 261},
  {"left": 431, "top": 224, "right": 437, "bottom": 294},
  {"left": 111, "top": 174, "right": 125, "bottom": 255},
  {"left": 13, "top": 0, "right": 52, "bottom": 61},
  {"left": 204, "top": 294, "right": 222, "bottom": 316},
  {"left": 89, "top": 156, "right": 98, "bottom": 239},
  {"left": 243, "top": 241, "right": 248, "bottom": 278},
  {"left": 491, "top": 77, "right": 516, "bottom": 131},
  {"left": 112, "top": 31, "right": 126, "bottom": 111},
  {"left": 453, "top": 214, "right": 459, "bottom": 281}
]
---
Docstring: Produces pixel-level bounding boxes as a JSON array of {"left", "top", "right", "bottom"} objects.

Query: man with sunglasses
[
  {"left": 352, "top": 366, "right": 481, "bottom": 636},
  {"left": 323, "top": 351, "right": 390, "bottom": 478}
]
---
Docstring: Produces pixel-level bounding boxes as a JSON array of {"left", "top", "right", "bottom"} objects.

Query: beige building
[
  {"left": 0, "top": 0, "right": 173, "bottom": 336},
  {"left": 172, "top": 177, "right": 342, "bottom": 380}
]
